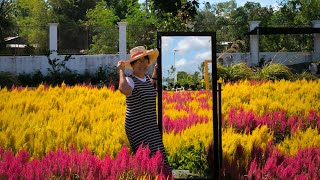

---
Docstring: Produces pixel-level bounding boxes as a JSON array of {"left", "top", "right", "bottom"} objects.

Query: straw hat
[{"left": 125, "top": 46, "right": 159, "bottom": 69}]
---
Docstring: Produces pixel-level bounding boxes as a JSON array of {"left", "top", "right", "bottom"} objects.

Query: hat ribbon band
[{"left": 131, "top": 51, "right": 145, "bottom": 59}]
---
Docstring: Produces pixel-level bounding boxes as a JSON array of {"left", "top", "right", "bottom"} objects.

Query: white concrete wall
[
  {"left": 0, "top": 52, "right": 316, "bottom": 75},
  {"left": 259, "top": 52, "right": 312, "bottom": 65},
  {"left": 0, "top": 54, "right": 121, "bottom": 75},
  {"left": 214, "top": 52, "right": 313, "bottom": 66}
]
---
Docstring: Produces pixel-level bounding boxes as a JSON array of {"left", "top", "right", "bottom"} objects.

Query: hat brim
[{"left": 125, "top": 49, "right": 159, "bottom": 69}]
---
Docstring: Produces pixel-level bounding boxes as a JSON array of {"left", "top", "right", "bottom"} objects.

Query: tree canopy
[{"left": 0, "top": 0, "right": 319, "bottom": 55}]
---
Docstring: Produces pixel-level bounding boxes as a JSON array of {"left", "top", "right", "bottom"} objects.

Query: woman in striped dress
[{"left": 117, "top": 46, "right": 171, "bottom": 175}]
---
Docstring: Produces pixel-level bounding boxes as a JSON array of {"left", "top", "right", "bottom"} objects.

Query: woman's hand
[
  {"left": 117, "top": 60, "right": 126, "bottom": 72},
  {"left": 117, "top": 60, "right": 132, "bottom": 96}
]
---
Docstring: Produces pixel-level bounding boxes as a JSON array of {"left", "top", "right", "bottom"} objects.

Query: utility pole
[
  {"left": 173, "top": 49, "right": 179, "bottom": 85},
  {"left": 146, "top": 0, "right": 148, "bottom": 12}
]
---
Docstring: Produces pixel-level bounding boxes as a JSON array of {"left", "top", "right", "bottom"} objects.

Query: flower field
[{"left": 0, "top": 80, "right": 319, "bottom": 179}]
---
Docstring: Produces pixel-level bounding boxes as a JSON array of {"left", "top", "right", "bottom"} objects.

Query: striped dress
[{"left": 124, "top": 74, "right": 170, "bottom": 168}]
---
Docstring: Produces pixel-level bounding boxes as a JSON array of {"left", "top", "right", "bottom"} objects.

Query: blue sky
[
  {"left": 200, "top": 0, "right": 281, "bottom": 8},
  {"left": 138, "top": 0, "right": 281, "bottom": 9},
  {"left": 161, "top": 36, "right": 212, "bottom": 78}
]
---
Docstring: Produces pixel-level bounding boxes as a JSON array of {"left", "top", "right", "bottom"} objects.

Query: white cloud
[
  {"left": 175, "top": 58, "right": 201, "bottom": 74},
  {"left": 175, "top": 36, "right": 211, "bottom": 54},
  {"left": 161, "top": 36, "right": 173, "bottom": 53},
  {"left": 194, "top": 51, "right": 212, "bottom": 61},
  {"left": 176, "top": 58, "right": 188, "bottom": 67}
]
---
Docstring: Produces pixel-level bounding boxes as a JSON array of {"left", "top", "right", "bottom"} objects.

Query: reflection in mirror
[
  {"left": 158, "top": 34, "right": 218, "bottom": 176},
  {"left": 161, "top": 36, "right": 212, "bottom": 91}
]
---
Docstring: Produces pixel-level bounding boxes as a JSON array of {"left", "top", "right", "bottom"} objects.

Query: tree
[
  {"left": 85, "top": 1, "right": 119, "bottom": 54},
  {"left": 279, "top": 0, "right": 320, "bottom": 24},
  {"left": 177, "top": 71, "right": 191, "bottom": 85},
  {"left": 46, "top": 0, "right": 99, "bottom": 54},
  {"left": 125, "top": 0, "right": 157, "bottom": 49},
  {"left": 15, "top": 0, "right": 49, "bottom": 54},
  {"left": 150, "top": 0, "right": 181, "bottom": 15},
  {"left": 105, "top": 0, "right": 139, "bottom": 20},
  {"left": 191, "top": 71, "right": 200, "bottom": 84},
  {"left": 260, "top": 0, "right": 320, "bottom": 52},
  {"left": 47, "top": 0, "right": 98, "bottom": 24},
  {"left": 193, "top": 2, "right": 217, "bottom": 32},
  {"left": 194, "top": 1, "right": 237, "bottom": 51},
  {"left": 198, "top": 62, "right": 204, "bottom": 77},
  {"left": 0, "top": 0, "right": 17, "bottom": 53},
  {"left": 228, "top": 2, "right": 273, "bottom": 52},
  {"left": 212, "top": 0, "right": 236, "bottom": 17},
  {"left": 150, "top": 0, "right": 199, "bottom": 32}
]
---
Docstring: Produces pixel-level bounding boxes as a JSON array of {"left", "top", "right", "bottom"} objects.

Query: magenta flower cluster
[
  {"left": 247, "top": 143, "right": 320, "bottom": 179},
  {"left": 0, "top": 145, "right": 172, "bottom": 180},
  {"left": 163, "top": 113, "right": 209, "bottom": 134},
  {"left": 207, "top": 142, "right": 320, "bottom": 179},
  {"left": 227, "top": 108, "right": 320, "bottom": 134},
  {"left": 162, "top": 90, "right": 210, "bottom": 134}
]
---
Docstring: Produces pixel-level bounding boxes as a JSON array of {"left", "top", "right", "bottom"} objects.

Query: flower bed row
[
  {"left": 0, "top": 80, "right": 319, "bottom": 178},
  {"left": 0, "top": 145, "right": 170, "bottom": 180}
]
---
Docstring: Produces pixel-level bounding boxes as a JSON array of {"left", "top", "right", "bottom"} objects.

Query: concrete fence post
[
  {"left": 117, "top": 22, "right": 128, "bottom": 61},
  {"left": 248, "top": 21, "right": 261, "bottom": 66},
  {"left": 48, "top": 23, "right": 58, "bottom": 57},
  {"left": 312, "top": 20, "right": 320, "bottom": 61}
]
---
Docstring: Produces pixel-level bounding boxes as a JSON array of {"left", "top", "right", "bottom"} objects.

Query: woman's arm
[
  {"left": 117, "top": 60, "right": 132, "bottom": 96},
  {"left": 151, "top": 64, "right": 158, "bottom": 90}
]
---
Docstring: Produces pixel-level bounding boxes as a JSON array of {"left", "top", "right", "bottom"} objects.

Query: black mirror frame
[{"left": 156, "top": 32, "right": 221, "bottom": 178}]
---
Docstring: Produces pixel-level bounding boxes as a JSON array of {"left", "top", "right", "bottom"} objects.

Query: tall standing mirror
[{"left": 157, "top": 32, "right": 220, "bottom": 177}]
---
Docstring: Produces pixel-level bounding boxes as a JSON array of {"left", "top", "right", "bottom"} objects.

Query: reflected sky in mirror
[{"left": 161, "top": 36, "right": 212, "bottom": 79}]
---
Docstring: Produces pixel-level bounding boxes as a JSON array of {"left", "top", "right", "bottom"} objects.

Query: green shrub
[
  {"left": 226, "top": 63, "right": 255, "bottom": 82},
  {"left": 0, "top": 72, "right": 20, "bottom": 88},
  {"left": 18, "top": 71, "right": 45, "bottom": 87},
  {"left": 168, "top": 143, "right": 209, "bottom": 176},
  {"left": 258, "top": 63, "right": 293, "bottom": 81},
  {"left": 217, "top": 64, "right": 228, "bottom": 80},
  {"left": 292, "top": 71, "right": 319, "bottom": 81}
]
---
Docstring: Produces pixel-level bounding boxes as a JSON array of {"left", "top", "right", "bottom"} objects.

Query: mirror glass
[
  {"left": 161, "top": 36, "right": 212, "bottom": 91},
  {"left": 158, "top": 34, "right": 215, "bottom": 139}
]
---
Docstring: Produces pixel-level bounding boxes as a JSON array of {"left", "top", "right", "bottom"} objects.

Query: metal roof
[{"left": 245, "top": 27, "right": 320, "bottom": 35}]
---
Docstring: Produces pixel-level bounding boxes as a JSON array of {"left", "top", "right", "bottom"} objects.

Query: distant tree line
[{"left": 1, "top": 0, "right": 320, "bottom": 55}]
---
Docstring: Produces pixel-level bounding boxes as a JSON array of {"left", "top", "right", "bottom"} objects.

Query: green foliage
[
  {"left": 0, "top": 72, "right": 19, "bottom": 88},
  {"left": 258, "top": 63, "right": 293, "bottom": 81},
  {"left": 217, "top": 64, "right": 228, "bottom": 80},
  {"left": 156, "top": 12, "right": 192, "bottom": 32},
  {"left": 12, "top": 65, "right": 119, "bottom": 87},
  {"left": 47, "top": 0, "right": 98, "bottom": 23},
  {"left": 47, "top": 54, "right": 72, "bottom": 74},
  {"left": 168, "top": 142, "right": 209, "bottom": 176},
  {"left": 1, "top": 0, "right": 319, "bottom": 55},
  {"left": 193, "top": 7, "right": 217, "bottom": 32},
  {"left": 216, "top": 62, "right": 317, "bottom": 82},
  {"left": 91, "top": 65, "right": 119, "bottom": 87},
  {"left": 151, "top": 0, "right": 181, "bottom": 15},
  {"left": 105, "top": 0, "right": 135, "bottom": 20},
  {"left": 0, "top": 0, "right": 17, "bottom": 51},
  {"left": 85, "top": 1, "right": 119, "bottom": 54},
  {"left": 46, "top": 53, "right": 73, "bottom": 85},
  {"left": 15, "top": 0, "right": 49, "bottom": 54},
  {"left": 18, "top": 71, "right": 44, "bottom": 87},
  {"left": 125, "top": 1, "right": 157, "bottom": 49},
  {"left": 292, "top": 71, "right": 319, "bottom": 81},
  {"left": 226, "top": 63, "right": 255, "bottom": 82},
  {"left": 46, "top": 0, "right": 99, "bottom": 54}
]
